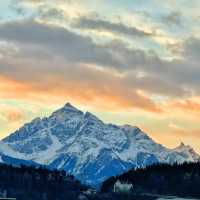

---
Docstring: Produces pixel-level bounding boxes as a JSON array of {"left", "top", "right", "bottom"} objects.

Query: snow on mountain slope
[
  {"left": 0, "top": 103, "right": 199, "bottom": 185},
  {"left": 173, "top": 142, "right": 200, "bottom": 162}
]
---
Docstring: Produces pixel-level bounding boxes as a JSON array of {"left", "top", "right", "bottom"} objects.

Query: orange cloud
[
  {"left": 0, "top": 73, "right": 162, "bottom": 113},
  {"left": 169, "top": 123, "right": 200, "bottom": 139},
  {"left": 168, "top": 98, "right": 200, "bottom": 114},
  {"left": 1, "top": 75, "right": 200, "bottom": 153},
  {"left": 0, "top": 104, "right": 25, "bottom": 123},
  {"left": 5, "top": 110, "right": 24, "bottom": 122}
]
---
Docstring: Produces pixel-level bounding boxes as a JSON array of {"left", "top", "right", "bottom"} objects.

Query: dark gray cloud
[
  {"left": 0, "top": 20, "right": 117, "bottom": 67},
  {"left": 36, "top": 6, "right": 65, "bottom": 21},
  {"left": 0, "top": 20, "right": 199, "bottom": 100},
  {"left": 0, "top": 53, "right": 163, "bottom": 112},
  {"left": 72, "top": 17, "right": 155, "bottom": 38},
  {"left": 0, "top": 20, "right": 162, "bottom": 72},
  {"left": 183, "top": 37, "right": 200, "bottom": 62}
]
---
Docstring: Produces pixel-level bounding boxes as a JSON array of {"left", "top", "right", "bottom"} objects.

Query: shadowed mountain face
[{"left": 0, "top": 103, "right": 199, "bottom": 185}]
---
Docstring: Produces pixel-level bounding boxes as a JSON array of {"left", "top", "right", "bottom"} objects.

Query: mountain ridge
[{"left": 0, "top": 103, "right": 199, "bottom": 185}]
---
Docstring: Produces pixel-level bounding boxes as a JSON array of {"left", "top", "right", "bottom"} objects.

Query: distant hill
[{"left": 101, "top": 162, "right": 200, "bottom": 198}]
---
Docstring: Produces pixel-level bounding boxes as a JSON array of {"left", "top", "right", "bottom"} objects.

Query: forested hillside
[
  {"left": 101, "top": 162, "right": 200, "bottom": 197},
  {"left": 0, "top": 163, "right": 88, "bottom": 200},
  {"left": 1, "top": 162, "right": 200, "bottom": 200},
  {"left": 0, "top": 163, "right": 157, "bottom": 200}
]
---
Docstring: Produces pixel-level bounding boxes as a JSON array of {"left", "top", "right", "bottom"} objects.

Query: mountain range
[{"left": 0, "top": 103, "right": 199, "bottom": 186}]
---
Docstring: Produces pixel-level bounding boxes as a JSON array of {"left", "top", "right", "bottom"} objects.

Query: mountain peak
[
  {"left": 179, "top": 142, "right": 186, "bottom": 148},
  {"left": 55, "top": 102, "right": 81, "bottom": 113},
  {"left": 174, "top": 142, "right": 200, "bottom": 162},
  {"left": 176, "top": 142, "right": 192, "bottom": 150},
  {"left": 50, "top": 103, "right": 83, "bottom": 120},
  {"left": 1, "top": 102, "right": 200, "bottom": 186},
  {"left": 64, "top": 102, "right": 77, "bottom": 110},
  {"left": 176, "top": 142, "right": 198, "bottom": 154}
]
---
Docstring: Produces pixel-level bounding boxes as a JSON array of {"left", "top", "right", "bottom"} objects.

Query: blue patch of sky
[
  {"left": 106, "top": 0, "right": 195, "bottom": 39},
  {"left": 0, "top": 1, "right": 18, "bottom": 20}
]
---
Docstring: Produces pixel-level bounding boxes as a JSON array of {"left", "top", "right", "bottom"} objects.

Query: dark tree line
[
  {"left": 0, "top": 163, "right": 88, "bottom": 200},
  {"left": 1, "top": 162, "right": 200, "bottom": 200},
  {"left": 101, "top": 162, "right": 200, "bottom": 197},
  {"left": 0, "top": 163, "right": 159, "bottom": 200}
]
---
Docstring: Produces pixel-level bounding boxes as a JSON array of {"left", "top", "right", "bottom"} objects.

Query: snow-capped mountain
[{"left": 0, "top": 103, "right": 199, "bottom": 185}]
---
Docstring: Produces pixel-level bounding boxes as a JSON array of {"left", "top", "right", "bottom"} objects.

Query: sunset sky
[{"left": 0, "top": 0, "right": 200, "bottom": 152}]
